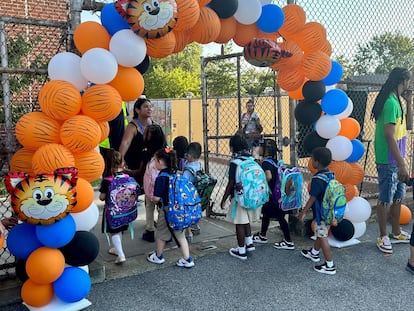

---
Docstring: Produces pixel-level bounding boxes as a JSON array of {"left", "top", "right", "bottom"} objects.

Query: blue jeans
[{"left": 376, "top": 164, "right": 406, "bottom": 204}]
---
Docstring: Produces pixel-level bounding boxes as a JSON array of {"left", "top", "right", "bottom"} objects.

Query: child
[
  {"left": 147, "top": 147, "right": 195, "bottom": 268},
  {"left": 142, "top": 124, "right": 167, "bottom": 242},
  {"left": 183, "top": 142, "right": 203, "bottom": 237},
  {"left": 173, "top": 136, "right": 189, "bottom": 172},
  {"left": 99, "top": 149, "right": 129, "bottom": 265},
  {"left": 296, "top": 147, "right": 336, "bottom": 275},
  {"left": 220, "top": 134, "right": 260, "bottom": 260},
  {"left": 253, "top": 139, "right": 294, "bottom": 250}
]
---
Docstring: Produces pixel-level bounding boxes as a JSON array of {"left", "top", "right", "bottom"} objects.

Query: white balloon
[
  {"left": 48, "top": 52, "right": 88, "bottom": 91},
  {"left": 332, "top": 97, "right": 353, "bottom": 120},
  {"left": 234, "top": 0, "right": 262, "bottom": 25},
  {"left": 352, "top": 221, "right": 367, "bottom": 239},
  {"left": 326, "top": 135, "right": 353, "bottom": 161},
  {"left": 109, "top": 29, "right": 147, "bottom": 67},
  {"left": 65, "top": 263, "right": 89, "bottom": 274},
  {"left": 344, "top": 197, "right": 372, "bottom": 223},
  {"left": 325, "top": 84, "right": 337, "bottom": 92},
  {"left": 80, "top": 48, "right": 118, "bottom": 84},
  {"left": 315, "top": 115, "right": 341, "bottom": 139},
  {"left": 71, "top": 202, "right": 99, "bottom": 231}
]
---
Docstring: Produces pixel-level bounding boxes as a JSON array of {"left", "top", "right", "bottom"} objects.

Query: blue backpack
[
  {"left": 159, "top": 172, "right": 202, "bottom": 231},
  {"left": 105, "top": 174, "right": 140, "bottom": 230},
  {"left": 313, "top": 172, "right": 347, "bottom": 225},
  {"left": 232, "top": 156, "right": 269, "bottom": 210}
]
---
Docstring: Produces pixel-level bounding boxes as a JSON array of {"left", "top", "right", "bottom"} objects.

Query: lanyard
[{"left": 135, "top": 118, "right": 149, "bottom": 134}]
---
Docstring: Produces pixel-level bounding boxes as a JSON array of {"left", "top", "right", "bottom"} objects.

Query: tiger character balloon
[
  {"left": 4, "top": 167, "right": 78, "bottom": 225},
  {"left": 127, "top": 0, "right": 177, "bottom": 39},
  {"left": 243, "top": 38, "right": 293, "bottom": 68}
]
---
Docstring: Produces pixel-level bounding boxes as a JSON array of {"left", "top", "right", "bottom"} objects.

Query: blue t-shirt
[
  {"left": 309, "top": 168, "right": 331, "bottom": 225},
  {"left": 153, "top": 168, "right": 170, "bottom": 207},
  {"left": 183, "top": 161, "right": 202, "bottom": 183}
]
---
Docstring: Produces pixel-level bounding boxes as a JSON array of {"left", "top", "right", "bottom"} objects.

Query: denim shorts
[{"left": 376, "top": 164, "right": 406, "bottom": 204}]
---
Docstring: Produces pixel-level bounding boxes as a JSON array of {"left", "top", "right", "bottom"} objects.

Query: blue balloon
[
  {"left": 7, "top": 223, "right": 42, "bottom": 259},
  {"left": 256, "top": 4, "right": 284, "bottom": 33},
  {"left": 321, "top": 89, "right": 348, "bottom": 115},
  {"left": 322, "top": 61, "right": 343, "bottom": 86},
  {"left": 101, "top": 3, "right": 130, "bottom": 36},
  {"left": 346, "top": 139, "right": 365, "bottom": 162},
  {"left": 35, "top": 215, "right": 76, "bottom": 248},
  {"left": 54, "top": 267, "right": 91, "bottom": 303}
]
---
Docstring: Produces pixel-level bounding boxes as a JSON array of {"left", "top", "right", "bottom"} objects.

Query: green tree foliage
[
  {"left": 352, "top": 32, "right": 414, "bottom": 75},
  {"left": 334, "top": 54, "right": 354, "bottom": 79},
  {"left": 241, "top": 67, "right": 275, "bottom": 95},
  {"left": 205, "top": 58, "right": 238, "bottom": 97}
]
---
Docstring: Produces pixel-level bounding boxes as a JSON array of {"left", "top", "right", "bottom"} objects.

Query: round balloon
[
  {"left": 302, "top": 80, "right": 326, "bottom": 102},
  {"left": 322, "top": 61, "right": 343, "bottom": 86},
  {"left": 278, "top": 4, "right": 306, "bottom": 38},
  {"left": 135, "top": 55, "right": 151, "bottom": 74},
  {"left": 81, "top": 84, "right": 122, "bottom": 122},
  {"left": 352, "top": 221, "right": 367, "bottom": 239},
  {"left": 73, "top": 21, "right": 110, "bottom": 54},
  {"left": 7, "top": 223, "right": 42, "bottom": 259},
  {"left": 294, "top": 101, "right": 322, "bottom": 125},
  {"left": 400, "top": 204, "right": 412, "bottom": 225},
  {"left": 10, "top": 148, "right": 35, "bottom": 176},
  {"left": 347, "top": 162, "right": 365, "bottom": 185},
  {"left": 334, "top": 97, "right": 354, "bottom": 119},
  {"left": 74, "top": 150, "right": 105, "bottom": 182},
  {"left": 35, "top": 215, "right": 76, "bottom": 248},
  {"left": 344, "top": 196, "right": 372, "bottom": 223},
  {"left": 345, "top": 139, "right": 365, "bottom": 163},
  {"left": 303, "top": 131, "right": 328, "bottom": 155},
  {"left": 234, "top": 0, "right": 262, "bottom": 25},
  {"left": 174, "top": 0, "right": 200, "bottom": 32},
  {"left": 296, "top": 22, "right": 327, "bottom": 53},
  {"left": 190, "top": 7, "right": 221, "bottom": 44},
  {"left": 26, "top": 247, "right": 65, "bottom": 284},
  {"left": 108, "top": 66, "right": 145, "bottom": 101},
  {"left": 278, "top": 65, "right": 305, "bottom": 91},
  {"left": 21, "top": 279, "right": 54, "bottom": 308},
  {"left": 321, "top": 89, "right": 349, "bottom": 115},
  {"left": 331, "top": 219, "right": 354, "bottom": 241},
  {"left": 145, "top": 32, "right": 176, "bottom": 58},
  {"left": 71, "top": 202, "right": 99, "bottom": 231},
  {"left": 338, "top": 117, "right": 361, "bottom": 140},
  {"left": 32, "top": 144, "right": 75, "bottom": 175},
  {"left": 256, "top": 4, "right": 284, "bottom": 33},
  {"left": 80, "top": 48, "right": 118, "bottom": 85},
  {"left": 71, "top": 177, "right": 94, "bottom": 213},
  {"left": 315, "top": 115, "right": 341, "bottom": 139},
  {"left": 59, "top": 231, "right": 100, "bottom": 266},
  {"left": 209, "top": 0, "right": 237, "bottom": 19},
  {"left": 109, "top": 29, "right": 147, "bottom": 67},
  {"left": 326, "top": 135, "right": 353, "bottom": 161},
  {"left": 101, "top": 3, "right": 130, "bottom": 35},
  {"left": 53, "top": 267, "right": 91, "bottom": 303},
  {"left": 302, "top": 51, "right": 331, "bottom": 81},
  {"left": 48, "top": 52, "right": 88, "bottom": 91},
  {"left": 60, "top": 115, "right": 101, "bottom": 153}
]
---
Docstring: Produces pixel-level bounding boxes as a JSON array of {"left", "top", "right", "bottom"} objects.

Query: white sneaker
[
  {"left": 147, "top": 251, "right": 165, "bottom": 264},
  {"left": 377, "top": 236, "right": 393, "bottom": 254},
  {"left": 229, "top": 247, "right": 247, "bottom": 260},
  {"left": 176, "top": 256, "right": 195, "bottom": 268}
]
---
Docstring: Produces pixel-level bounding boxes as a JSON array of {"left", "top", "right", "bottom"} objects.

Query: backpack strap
[{"left": 313, "top": 172, "right": 334, "bottom": 183}]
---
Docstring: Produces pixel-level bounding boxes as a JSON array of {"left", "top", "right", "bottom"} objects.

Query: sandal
[
  {"left": 108, "top": 248, "right": 118, "bottom": 256},
  {"left": 115, "top": 256, "right": 126, "bottom": 265}
]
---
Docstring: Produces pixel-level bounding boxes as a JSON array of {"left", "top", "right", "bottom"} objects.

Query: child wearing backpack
[
  {"left": 99, "top": 149, "right": 139, "bottom": 265},
  {"left": 147, "top": 147, "right": 195, "bottom": 268},
  {"left": 253, "top": 139, "right": 295, "bottom": 250},
  {"left": 220, "top": 134, "right": 267, "bottom": 260},
  {"left": 296, "top": 147, "right": 337, "bottom": 275}
]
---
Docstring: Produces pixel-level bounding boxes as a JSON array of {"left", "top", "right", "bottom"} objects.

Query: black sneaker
[
  {"left": 229, "top": 247, "right": 247, "bottom": 260},
  {"left": 301, "top": 249, "right": 320, "bottom": 263},
  {"left": 273, "top": 240, "right": 295, "bottom": 250},
  {"left": 142, "top": 230, "right": 155, "bottom": 242},
  {"left": 246, "top": 244, "right": 255, "bottom": 252},
  {"left": 252, "top": 232, "right": 268, "bottom": 244},
  {"left": 406, "top": 261, "right": 414, "bottom": 275},
  {"left": 314, "top": 262, "right": 336, "bottom": 275}
]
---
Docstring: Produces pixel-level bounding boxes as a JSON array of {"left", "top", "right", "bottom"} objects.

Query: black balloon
[
  {"left": 303, "top": 131, "right": 328, "bottom": 155},
  {"left": 302, "top": 80, "right": 326, "bottom": 102},
  {"left": 16, "top": 258, "right": 28, "bottom": 282},
  {"left": 135, "top": 55, "right": 150, "bottom": 74},
  {"left": 209, "top": 0, "right": 238, "bottom": 18},
  {"left": 60, "top": 231, "right": 100, "bottom": 267},
  {"left": 294, "top": 100, "right": 322, "bottom": 125},
  {"left": 331, "top": 219, "right": 355, "bottom": 241}
]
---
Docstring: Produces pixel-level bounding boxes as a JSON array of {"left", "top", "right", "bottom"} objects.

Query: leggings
[{"left": 260, "top": 201, "right": 291, "bottom": 242}]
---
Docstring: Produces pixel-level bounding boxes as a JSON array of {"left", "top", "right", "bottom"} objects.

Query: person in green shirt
[{"left": 371, "top": 67, "right": 411, "bottom": 254}]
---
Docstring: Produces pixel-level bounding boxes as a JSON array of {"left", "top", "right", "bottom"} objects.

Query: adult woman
[
  {"left": 119, "top": 96, "right": 154, "bottom": 185},
  {"left": 240, "top": 99, "right": 263, "bottom": 159}
]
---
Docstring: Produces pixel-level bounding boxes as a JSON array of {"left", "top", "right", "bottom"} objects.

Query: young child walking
[
  {"left": 220, "top": 134, "right": 260, "bottom": 260},
  {"left": 296, "top": 147, "right": 336, "bottom": 275},
  {"left": 99, "top": 149, "right": 131, "bottom": 265},
  {"left": 253, "top": 139, "right": 294, "bottom": 250},
  {"left": 147, "top": 147, "right": 195, "bottom": 268}
]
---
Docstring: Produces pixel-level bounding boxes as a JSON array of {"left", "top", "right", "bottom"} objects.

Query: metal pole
[
  {"left": 69, "top": 0, "right": 83, "bottom": 52},
  {"left": 201, "top": 57, "right": 210, "bottom": 174},
  {"left": 187, "top": 92, "right": 193, "bottom": 142}
]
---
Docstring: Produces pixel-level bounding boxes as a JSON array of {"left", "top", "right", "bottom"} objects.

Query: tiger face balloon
[
  {"left": 243, "top": 38, "right": 293, "bottom": 67},
  {"left": 4, "top": 167, "right": 78, "bottom": 225},
  {"left": 127, "top": 0, "right": 177, "bottom": 39}
]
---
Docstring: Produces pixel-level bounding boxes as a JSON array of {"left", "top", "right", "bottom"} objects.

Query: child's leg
[
  {"left": 260, "top": 216, "right": 270, "bottom": 236},
  {"left": 156, "top": 238, "right": 166, "bottom": 257},
  {"left": 318, "top": 237, "right": 333, "bottom": 262},
  {"left": 111, "top": 233, "right": 125, "bottom": 258},
  {"left": 235, "top": 224, "right": 246, "bottom": 247},
  {"left": 177, "top": 235, "right": 190, "bottom": 260},
  {"left": 274, "top": 208, "right": 292, "bottom": 242},
  {"left": 144, "top": 195, "right": 156, "bottom": 232}
]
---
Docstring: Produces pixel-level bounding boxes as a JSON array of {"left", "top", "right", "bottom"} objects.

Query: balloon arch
[{"left": 3, "top": 0, "right": 377, "bottom": 309}]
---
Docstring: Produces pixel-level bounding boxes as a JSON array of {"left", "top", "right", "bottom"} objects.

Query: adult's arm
[{"left": 119, "top": 123, "right": 137, "bottom": 159}]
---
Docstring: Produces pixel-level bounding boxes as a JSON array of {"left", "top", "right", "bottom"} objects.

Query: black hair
[
  {"left": 261, "top": 139, "right": 278, "bottom": 159},
  {"left": 144, "top": 124, "right": 167, "bottom": 156},
  {"left": 371, "top": 67, "right": 410, "bottom": 122},
  {"left": 229, "top": 134, "right": 249, "bottom": 154},
  {"left": 187, "top": 142, "right": 202, "bottom": 159},
  {"left": 103, "top": 148, "right": 123, "bottom": 177},
  {"left": 312, "top": 147, "right": 332, "bottom": 167},
  {"left": 172, "top": 136, "right": 189, "bottom": 159},
  {"left": 155, "top": 148, "right": 177, "bottom": 174},
  {"left": 133, "top": 97, "right": 151, "bottom": 119}
]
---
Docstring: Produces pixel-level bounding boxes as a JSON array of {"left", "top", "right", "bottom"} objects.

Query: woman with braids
[{"left": 371, "top": 67, "right": 412, "bottom": 254}]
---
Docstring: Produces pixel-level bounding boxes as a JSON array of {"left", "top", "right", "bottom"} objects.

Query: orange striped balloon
[
  {"left": 10, "top": 148, "right": 35, "bottom": 175},
  {"left": 60, "top": 115, "right": 101, "bottom": 153},
  {"left": 277, "top": 64, "right": 305, "bottom": 91},
  {"left": 145, "top": 32, "right": 176, "bottom": 58},
  {"left": 233, "top": 22, "right": 259, "bottom": 47},
  {"left": 98, "top": 121, "right": 110, "bottom": 143},
  {"left": 174, "top": 0, "right": 200, "bottom": 32},
  {"left": 271, "top": 40, "right": 303, "bottom": 71},
  {"left": 74, "top": 150, "right": 104, "bottom": 182},
  {"left": 172, "top": 29, "right": 191, "bottom": 54},
  {"left": 296, "top": 22, "right": 327, "bottom": 53},
  {"left": 190, "top": 6, "right": 221, "bottom": 44},
  {"left": 302, "top": 51, "right": 331, "bottom": 81},
  {"left": 32, "top": 143, "right": 75, "bottom": 175},
  {"left": 215, "top": 16, "right": 237, "bottom": 44},
  {"left": 81, "top": 84, "right": 122, "bottom": 122},
  {"left": 278, "top": 4, "right": 306, "bottom": 38}
]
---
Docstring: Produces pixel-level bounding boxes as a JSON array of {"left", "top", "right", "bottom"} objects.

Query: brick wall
[{"left": 0, "top": 0, "right": 67, "bottom": 21}]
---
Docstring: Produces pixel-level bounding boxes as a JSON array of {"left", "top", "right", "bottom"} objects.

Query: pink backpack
[{"left": 143, "top": 157, "right": 159, "bottom": 196}]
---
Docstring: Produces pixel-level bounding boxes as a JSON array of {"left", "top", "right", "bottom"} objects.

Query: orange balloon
[
  {"left": 81, "top": 84, "right": 122, "bottom": 122},
  {"left": 145, "top": 32, "right": 176, "bottom": 58},
  {"left": 71, "top": 177, "right": 94, "bottom": 213},
  {"left": 271, "top": 40, "right": 303, "bottom": 70},
  {"left": 215, "top": 16, "right": 237, "bottom": 44},
  {"left": 39, "top": 80, "right": 82, "bottom": 121},
  {"left": 400, "top": 204, "right": 412, "bottom": 225},
  {"left": 287, "top": 79, "right": 308, "bottom": 100},
  {"left": 60, "top": 115, "right": 101, "bottom": 153},
  {"left": 98, "top": 121, "right": 110, "bottom": 143},
  {"left": 21, "top": 279, "right": 54, "bottom": 308},
  {"left": 256, "top": 29, "right": 279, "bottom": 42},
  {"left": 302, "top": 51, "right": 331, "bottom": 81},
  {"left": 10, "top": 148, "right": 35, "bottom": 175},
  {"left": 74, "top": 150, "right": 105, "bottom": 182},
  {"left": 338, "top": 118, "right": 361, "bottom": 140},
  {"left": 277, "top": 64, "right": 305, "bottom": 91},
  {"left": 15, "top": 112, "right": 61, "bottom": 151},
  {"left": 73, "top": 21, "right": 110, "bottom": 54},
  {"left": 32, "top": 143, "right": 75, "bottom": 175},
  {"left": 26, "top": 247, "right": 65, "bottom": 284},
  {"left": 174, "top": 0, "right": 200, "bottom": 32},
  {"left": 347, "top": 162, "right": 365, "bottom": 185},
  {"left": 296, "top": 22, "right": 327, "bottom": 53},
  {"left": 233, "top": 22, "right": 259, "bottom": 47},
  {"left": 0, "top": 235, "right": 4, "bottom": 248},
  {"left": 344, "top": 184, "right": 359, "bottom": 202},
  {"left": 172, "top": 29, "right": 191, "bottom": 54},
  {"left": 319, "top": 40, "right": 332, "bottom": 57},
  {"left": 278, "top": 4, "right": 306, "bottom": 38},
  {"left": 328, "top": 161, "right": 352, "bottom": 184},
  {"left": 108, "top": 66, "right": 144, "bottom": 101},
  {"left": 190, "top": 7, "right": 221, "bottom": 44},
  {"left": 198, "top": 0, "right": 211, "bottom": 6}
]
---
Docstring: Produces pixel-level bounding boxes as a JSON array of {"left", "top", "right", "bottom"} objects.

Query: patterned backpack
[
  {"left": 159, "top": 172, "right": 202, "bottom": 231},
  {"left": 184, "top": 166, "right": 217, "bottom": 211},
  {"left": 232, "top": 156, "right": 269, "bottom": 210},
  {"left": 279, "top": 161, "right": 303, "bottom": 211},
  {"left": 105, "top": 174, "right": 140, "bottom": 230},
  {"left": 314, "top": 172, "right": 347, "bottom": 225}
]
